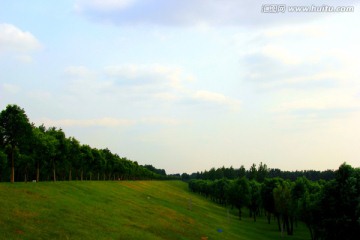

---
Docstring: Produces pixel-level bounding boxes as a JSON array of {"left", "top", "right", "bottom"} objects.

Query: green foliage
[
  {"left": 0, "top": 149, "right": 8, "bottom": 181},
  {"left": 0, "top": 104, "right": 33, "bottom": 182},
  {"left": 0, "top": 105, "right": 32, "bottom": 149},
  {"left": 248, "top": 180, "right": 261, "bottom": 222},
  {"left": 143, "top": 164, "right": 167, "bottom": 176},
  {"left": 273, "top": 180, "right": 294, "bottom": 235},
  {"left": 0, "top": 104, "right": 168, "bottom": 182},
  {"left": 190, "top": 163, "right": 360, "bottom": 239},
  {"left": 226, "top": 177, "right": 250, "bottom": 220},
  {"left": 316, "top": 163, "right": 360, "bottom": 240},
  {"left": 261, "top": 178, "right": 281, "bottom": 224},
  {"left": 189, "top": 164, "right": 335, "bottom": 182}
]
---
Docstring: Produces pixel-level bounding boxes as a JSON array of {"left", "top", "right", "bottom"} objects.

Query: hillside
[{"left": 0, "top": 181, "right": 309, "bottom": 239}]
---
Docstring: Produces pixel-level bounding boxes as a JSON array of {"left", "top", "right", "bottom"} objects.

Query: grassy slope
[{"left": 0, "top": 181, "right": 310, "bottom": 240}]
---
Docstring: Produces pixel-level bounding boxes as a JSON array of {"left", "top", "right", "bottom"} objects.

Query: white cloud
[
  {"left": 15, "top": 55, "right": 34, "bottom": 63},
  {"left": 0, "top": 23, "right": 41, "bottom": 53},
  {"left": 39, "top": 117, "right": 135, "bottom": 128},
  {"left": 273, "top": 89, "right": 360, "bottom": 113},
  {"left": 64, "top": 66, "right": 95, "bottom": 78},
  {"left": 263, "top": 25, "right": 326, "bottom": 38},
  {"left": 63, "top": 64, "right": 241, "bottom": 114},
  {"left": 75, "top": 0, "right": 136, "bottom": 12},
  {"left": 2, "top": 83, "right": 21, "bottom": 94},
  {"left": 262, "top": 44, "right": 302, "bottom": 65},
  {"left": 75, "top": 0, "right": 357, "bottom": 27},
  {"left": 37, "top": 116, "right": 190, "bottom": 129},
  {"left": 258, "top": 70, "right": 344, "bottom": 89},
  {"left": 140, "top": 117, "right": 189, "bottom": 126},
  {"left": 193, "top": 90, "right": 241, "bottom": 110},
  {"left": 104, "top": 64, "right": 188, "bottom": 90},
  {"left": 153, "top": 92, "right": 179, "bottom": 101},
  {"left": 241, "top": 11, "right": 360, "bottom": 92}
]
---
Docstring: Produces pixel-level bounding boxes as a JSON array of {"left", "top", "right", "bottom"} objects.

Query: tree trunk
[
  {"left": 81, "top": 170, "right": 83, "bottom": 181},
  {"left": 307, "top": 224, "right": 314, "bottom": 240},
  {"left": 69, "top": 167, "right": 72, "bottom": 181},
  {"left": 36, "top": 160, "right": 40, "bottom": 182},
  {"left": 276, "top": 214, "right": 281, "bottom": 231},
  {"left": 290, "top": 216, "right": 294, "bottom": 235},
  {"left": 53, "top": 159, "right": 56, "bottom": 182},
  {"left": 238, "top": 208, "right": 242, "bottom": 220},
  {"left": 284, "top": 215, "right": 291, "bottom": 235},
  {"left": 10, "top": 146, "right": 15, "bottom": 183}
]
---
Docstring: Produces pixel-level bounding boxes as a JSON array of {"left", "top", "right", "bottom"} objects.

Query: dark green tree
[
  {"left": 318, "top": 163, "right": 360, "bottom": 240},
  {"left": 0, "top": 149, "right": 8, "bottom": 181},
  {"left": 257, "top": 162, "right": 268, "bottom": 182},
  {"left": 226, "top": 177, "right": 250, "bottom": 220},
  {"left": 261, "top": 178, "right": 282, "bottom": 224},
  {"left": 0, "top": 104, "right": 33, "bottom": 183},
  {"left": 248, "top": 163, "right": 257, "bottom": 180},
  {"left": 248, "top": 180, "right": 261, "bottom": 222},
  {"left": 237, "top": 165, "right": 246, "bottom": 178},
  {"left": 273, "top": 180, "right": 294, "bottom": 235}
]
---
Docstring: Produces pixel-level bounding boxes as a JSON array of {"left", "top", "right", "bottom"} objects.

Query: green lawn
[{"left": 0, "top": 181, "right": 310, "bottom": 239}]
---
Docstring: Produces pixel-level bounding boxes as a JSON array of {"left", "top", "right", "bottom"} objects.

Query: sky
[{"left": 1, "top": 0, "right": 359, "bottom": 174}]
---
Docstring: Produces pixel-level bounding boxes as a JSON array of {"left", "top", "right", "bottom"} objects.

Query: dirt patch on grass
[
  {"left": 120, "top": 181, "right": 149, "bottom": 191},
  {"left": 13, "top": 209, "right": 38, "bottom": 219},
  {"left": 15, "top": 229, "right": 24, "bottom": 235}
]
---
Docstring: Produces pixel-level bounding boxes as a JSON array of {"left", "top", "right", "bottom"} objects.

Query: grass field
[{"left": 0, "top": 181, "right": 310, "bottom": 239}]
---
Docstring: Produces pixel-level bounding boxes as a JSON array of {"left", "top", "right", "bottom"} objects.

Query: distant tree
[
  {"left": 248, "top": 163, "right": 257, "bottom": 180},
  {"left": 224, "top": 166, "right": 236, "bottom": 179},
  {"left": 237, "top": 165, "right": 246, "bottom": 178},
  {"left": 66, "top": 137, "right": 80, "bottom": 180},
  {"left": 257, "top": 162, "right": 268, "bottom": 182},
  {"left": 143, "top": 164, "right": 167, "bottom": 176},
  {"left": 0, "top": 104, "right": 33, "bottom": 183},
  {"left": 317, "top": 163, "right": 360, "bottom": 240},
  {"left": 261, "top": 178, "right": 282, "bottom": 224},
  {"left": 213, "top": 178, "right": 230, "bottom": 205},
  {"left": 32, "top": 125, "right": 58, "bottom": 182},
  {"left": 0, "top": 149, "right": 7, "bottom": 181},
  {"left": 248, "top": 180, "right": 261, "bottom": 222},
  {"left": 46, "top": 127, "right": 67, "bottom": 182},
  {"left": 208, "top": 168, "right": 216, "bottom": 180},
  {"left": 273, "top": 180, "right": 294, "bottom": 235},
  {"left": 215, "top": 167, "right": 225, "bottom": 179},
  {"left": 226, "top": 177, "right": 250, "bottom": 220},
  {"left": 294, "top": 177, "right": 322, "bottom": 240},
  {"left": 90, "top": 148, "right": 101, "bottom": 180},
  {"left": 181, "top": 173, "right": 190, "bottom": 181},
  {"left": 80, "top": 144, "right": 93, "bottom": 180}
]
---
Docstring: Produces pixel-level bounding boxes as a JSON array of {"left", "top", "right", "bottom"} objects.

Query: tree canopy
[
  {"left": 189, "top": 163, "right": 360, "bottom": 239},
  {"left": 0, "top": 104, "right": 170, "bottom": 182}
]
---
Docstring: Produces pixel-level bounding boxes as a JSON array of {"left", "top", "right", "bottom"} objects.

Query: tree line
[
  {"left": 188, "top": 163, "right": 360, "bottom": 240},
  {"left": 0, "top": 104, "right": 171, "bottom": 182},
  {"left": 181, "top": 162, "right": 335, "bottom": 182}
]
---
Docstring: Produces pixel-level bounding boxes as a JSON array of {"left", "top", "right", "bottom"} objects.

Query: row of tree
[
  {"left": 182, "top": 163, "right": 335, "bottom": 182},
  {"left": 0, "top": 104, "right": 169, "bottom": 182},
  {"left": 188, "top": 163, "right": 360, "bottom": 240}
]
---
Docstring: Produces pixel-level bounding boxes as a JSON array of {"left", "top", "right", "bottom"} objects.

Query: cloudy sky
[{"left": 1, "top": 0, "right": 359, "bottom": 173}]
